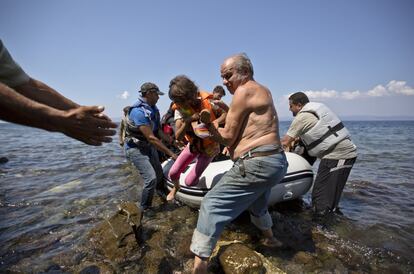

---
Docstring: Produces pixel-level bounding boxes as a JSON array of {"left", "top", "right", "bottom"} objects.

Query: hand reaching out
[{"left": 58, "top": 106, "right": 117, "bottom": 146}]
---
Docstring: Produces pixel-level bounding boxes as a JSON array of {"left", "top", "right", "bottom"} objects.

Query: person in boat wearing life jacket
[
  {"left": 211, "top": 85, "right": 229, "bottom": 114},
  {"left": 166, "top": 75, "right": 227, "bottom": 201},
  {"left": 210, "top": 85, "right": 228, "bottom": 124},
  {"left": 210, "top": 85, "right": 230, "bottom": 161},
  {"left": 123, "top": 82, "right": 178, "bottom": 215},
  {"left": 281, "top": 92, "right": 357, "bottom": 218},
  {"left": 159, "top": 102, "right": 186, "bottom": 158},
  {"left": 212, "top": 85, "right": 226, "bottom": 100}
]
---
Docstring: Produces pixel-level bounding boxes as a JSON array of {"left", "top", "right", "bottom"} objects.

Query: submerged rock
[
  {"left": 0, "top": 156, "right": 8, "bottom": 164},
  {"left": 79, "top": 265, "right": 101, "bottom": 274},
  {"left": 293, "top": 251, "right": 314, "bottom": 265},
  {"left": 78, "top": 262, "right": 116, "bottom": 274},
  {"left": 87, "top": 202, "right": 142, "bottom": 265}
]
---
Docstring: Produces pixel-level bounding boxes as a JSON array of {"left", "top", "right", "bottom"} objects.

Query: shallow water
[{"left": 0, "top": 121, "right": 413, "bottom": 272}]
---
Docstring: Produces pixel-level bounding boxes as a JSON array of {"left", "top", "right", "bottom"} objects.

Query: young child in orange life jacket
[{"left": 166, "top": 76, "right": 226, "bottom": 201}]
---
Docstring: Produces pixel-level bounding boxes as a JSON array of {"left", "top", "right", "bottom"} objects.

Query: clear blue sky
[{"left": 1, "top": 0, "right": 413, "bottom": 120}]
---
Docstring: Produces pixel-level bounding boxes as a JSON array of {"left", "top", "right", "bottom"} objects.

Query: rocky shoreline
[{"left": 42, "top": 196, "right": 411, "bottom": 274}]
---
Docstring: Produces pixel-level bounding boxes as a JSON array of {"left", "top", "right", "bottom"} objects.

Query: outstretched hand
[{"left": 58, "top": 106, "right": 117, "bottom": 146}]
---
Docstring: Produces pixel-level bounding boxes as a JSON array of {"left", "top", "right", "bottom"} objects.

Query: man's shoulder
[
  {"left": 129, "top": 106, "right": 146, "bottom": 119},
  {"left": 242, "top": 80, "right": 265, "bottom": 91},
  {"left": 296, "top": 112, "right": 318, "bottom": 122},
  {"left": 287, "top": 113, "right": 317, "bottom": 136},
  {"left": 235, "top": 81, "right": 268, "bottom": 99}
]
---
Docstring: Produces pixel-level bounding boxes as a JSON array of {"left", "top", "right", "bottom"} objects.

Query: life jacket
[
  {"left": 299, "top": 102, "right": 350, "bottom": 157},
  {"left": 172, "top": 91, "right": 219, "bottom": 157},
  {"left": 124, "top": 98, "right": 160, "bottom": 146}
]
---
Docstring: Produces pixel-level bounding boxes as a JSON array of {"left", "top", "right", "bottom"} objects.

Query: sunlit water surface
[{"left": 0, "top": 121, "right": 413, "bottom": 272}]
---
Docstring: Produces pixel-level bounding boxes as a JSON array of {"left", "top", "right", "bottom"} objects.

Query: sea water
[{"left": 0, "top": 121, "right": 413, "bottom": 272}]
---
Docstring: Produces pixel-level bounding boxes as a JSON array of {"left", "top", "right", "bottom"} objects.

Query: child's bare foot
[
  {"left": 199, "top": 109, "right": 211, "bottom": 124},
  {"left": 166, "top": 182, "right": 180, "bottom": 201},
  {"left": 260, "top": 236, "right": 283, "bottom": 247}
]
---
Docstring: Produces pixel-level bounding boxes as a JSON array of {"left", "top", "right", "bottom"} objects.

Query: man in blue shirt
[{"left": 123, "top": 82, "right": 178, "bottom": 215}]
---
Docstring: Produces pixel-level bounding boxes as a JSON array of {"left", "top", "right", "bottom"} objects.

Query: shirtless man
[{"left": 190, "top": 53, "right": 288, "bottom": 273}]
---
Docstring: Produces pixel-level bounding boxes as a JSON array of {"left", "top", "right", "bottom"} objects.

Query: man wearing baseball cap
[
  {"left": 139, "top": 82, "right": 165, "bottom": 96},
  {"left": 123, "top": 82, "right": 177, "bottom": 216}
]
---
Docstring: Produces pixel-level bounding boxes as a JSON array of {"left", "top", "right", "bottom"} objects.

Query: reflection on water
[{"left": 0, "top": 121, "right": 413, "bottom": 272}]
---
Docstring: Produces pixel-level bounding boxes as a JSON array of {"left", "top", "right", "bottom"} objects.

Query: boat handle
[{"left": 283, "top": 191, "right": 293, "bottom": 200}]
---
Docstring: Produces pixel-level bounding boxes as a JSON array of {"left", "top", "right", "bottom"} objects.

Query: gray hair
[{"left": 231, "top": 53, "right": 254, "bottom": 77}]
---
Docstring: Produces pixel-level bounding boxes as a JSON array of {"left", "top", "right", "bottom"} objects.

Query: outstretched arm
[
  {"left": 0, "top": 82, "right": 117, "bottom": 146},
  {"left": 14, "top": 78, "right": 80, "bottom": 110},
  {"left": 139, "top": 125, "right": 178, "bottom": 160}
]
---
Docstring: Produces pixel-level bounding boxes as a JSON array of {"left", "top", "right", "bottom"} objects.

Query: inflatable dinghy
[{"left": 162, "top": 152, "right": 314, "bottom": 208}]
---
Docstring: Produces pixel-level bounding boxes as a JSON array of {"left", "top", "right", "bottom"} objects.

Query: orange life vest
[{"left": 172, "top": 91, "right": 219, "bottom": 156}]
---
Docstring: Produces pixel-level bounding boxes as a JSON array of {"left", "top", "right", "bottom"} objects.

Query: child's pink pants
[{"left": 168, "top": 144, "right": 214, "bottom": 186}]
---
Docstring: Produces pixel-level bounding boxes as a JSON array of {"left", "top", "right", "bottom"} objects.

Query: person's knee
[{"left": 168, "top": 166, "right": 181, "bottom": 181}]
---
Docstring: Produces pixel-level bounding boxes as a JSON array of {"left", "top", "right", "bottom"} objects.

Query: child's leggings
[{"left": 168, "top": 144, "right": 214, "bottom": 186}]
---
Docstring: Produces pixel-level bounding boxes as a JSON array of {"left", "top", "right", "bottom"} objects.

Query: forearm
[
  {"left": 281, "top": 135, "right": 294, "bottom": 151},
  {"left": 206, "top": 123, "right": 231, "bottom": 146},
  {"left": 148, "top": 136, "right": 176, "bottom": 158},
  {"left": 175, "top": 118, "right": 192, "bottom": 141},
  {"left": 0, "top": 82, "right": 63, "bottom": 131},
  {"left": 14, "top": 78, "right": 79, "bottom": 110},
  {"left": 214, "top": 112, "right": 227, "bottom": 126}
]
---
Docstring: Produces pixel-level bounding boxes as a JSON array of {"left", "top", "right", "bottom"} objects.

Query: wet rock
[
  {"left": 321, "top": 256, "right": 347, "bottom": 272},
  {"left": 142, "top": 231, "right": 170, "bottom": 273},
  {"left": 78, "top": 262, "right": 115, "bottom": 274},
  {"left": 174, "top": 232, "right": 193, "bottom": 259},
  {"left": 87, "top": 202, "right": 142, "bottom": 264},
  {"left": 135, "top": 205, "right": 196, "bottom": 273},
  {"left": 41, "top": 264, "right": 67, "bottom": 274},
  {"left": 284, "top": 262, "right": 305, "bottom": 273},
  {"left": 0, "top": 157, "right": 8, "bottom": 164},
  {"left": 293, "top": 251, "right": 314, "bottom": 265},
  {"left": 211, "top": 241, "right": 285, "bottom": 274},
  {"left": 79, "top": 265, "right": 100, "bottom": 274},
  {"left": 219, "top": 243, "right": 264, "bottom": 274},
  {"left": 117, "top": 201, "right": 141, "bottom": 228}
]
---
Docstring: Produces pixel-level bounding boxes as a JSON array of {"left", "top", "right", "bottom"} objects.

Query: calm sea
[{"left": 1, "top": 121, "right": 413, "bottom": 272}]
